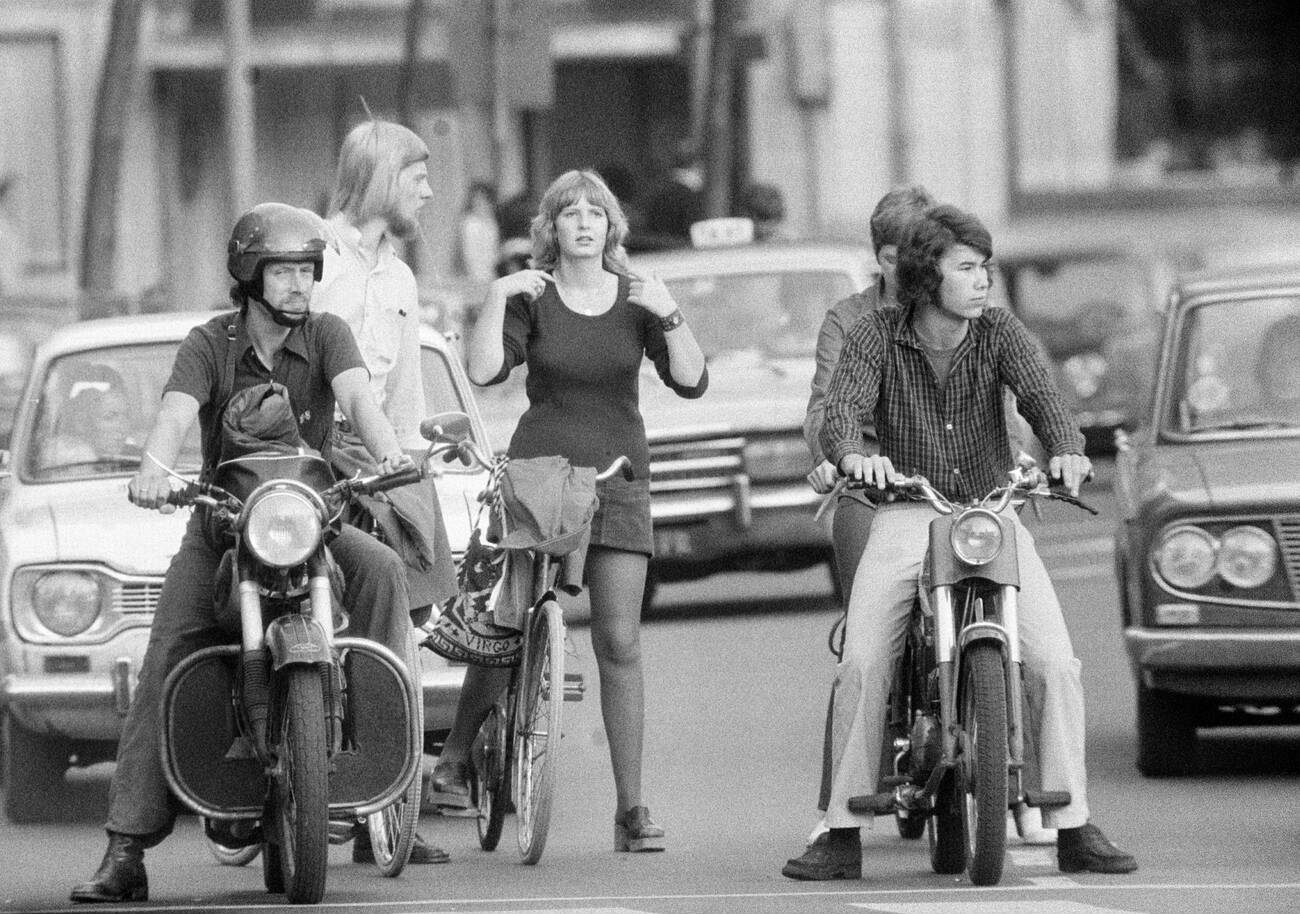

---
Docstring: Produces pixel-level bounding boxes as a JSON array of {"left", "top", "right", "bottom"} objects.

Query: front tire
[
  {"left": 1136, "top": 683, "right": 1199, "bottom": 776},
  {"left": 474, "top": 700, "right": 511, "bottom": 851},
  {"left": 272, "top": 668, "right": 329, "bottom": 904},
  {"left": 962, "top": 643, "right": 1009, "bottom": 886},
  {"left": 1, "top": 713, "right": 68, "bottom": 823},
  {"left": 515, "top": 601, "right": 564, "bottom": 864}
]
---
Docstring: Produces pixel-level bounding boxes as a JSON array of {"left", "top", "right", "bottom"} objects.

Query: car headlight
[
  {"left": 1215, "top": 525, "right": 1277, "bottom": 589},
  {"left": 743, "top": 437, "right": 810, "bottom": 482},
  {"left": 950, "top": 510, "right": 1003, "bottom": 565},
  {"left": 1154, "top": 525, "right": 1216, "bottom": 589},
  {"left": 244, "top": 489, "right": 322, "bottom": 568},
  {"left": 32, "top": 571, "right": 102, "bottom": 636}
]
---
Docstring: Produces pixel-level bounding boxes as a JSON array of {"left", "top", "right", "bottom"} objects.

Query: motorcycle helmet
[{"left": 227, "top": 203, "right": 326, "bottom": 326}]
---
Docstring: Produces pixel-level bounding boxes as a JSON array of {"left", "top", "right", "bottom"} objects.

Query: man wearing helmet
[{"left": 71, "top": 203, "right": 418, "bottom": 904}]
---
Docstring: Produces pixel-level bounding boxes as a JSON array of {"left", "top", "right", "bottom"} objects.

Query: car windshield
[
  {"left": 23, "top": 343, "right": 203, "bottom": 481},
  {"left": 663, "top": 269, "right": 857, "bottom": 359},
  {"left": 1169, "top": 295, "right": 1300, "bottom": 434}
]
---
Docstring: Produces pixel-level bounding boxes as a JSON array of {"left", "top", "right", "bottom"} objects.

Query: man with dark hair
[
  {"left": 71, "top": 203, "right": 417, "bottom": 903},
  {"left": 783, "top": 204, "right": 1137, "bottom": 881}
]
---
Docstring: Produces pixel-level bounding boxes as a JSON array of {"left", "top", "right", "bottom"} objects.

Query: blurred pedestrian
[
  {"left": 495, "top": 190, "right": 535, "bottom": 277},
  {"left": 316, "top": 116, "right": 457, "bottom": 865},
  {"left": 642, "top": 140, "right": 704, "bottom": 249},
  {"left": 456, "top": 180, "right": 500, "bottom": 284},
  {"left": 737, "top": 181, "right": 789, "bottom": 242},
  {"left": 430, "top": 169, "right": 708, "bottom": 852}
]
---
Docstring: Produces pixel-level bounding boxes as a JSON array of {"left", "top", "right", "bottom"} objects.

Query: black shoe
[
  {"left": 70, "top": 833, "right": 149, "bottom": 903},
  {"left": 428, "top": 759, "right": 472, "bottom": 810},
  {"left": 352, "top": 829, "right": 450, "bottom": 865},
  {"left": 781, "top": 830, "right": 862, "bottom": 881},
  {"left": 1057, "top": 822, "right": 1138, "bottom": 874}
]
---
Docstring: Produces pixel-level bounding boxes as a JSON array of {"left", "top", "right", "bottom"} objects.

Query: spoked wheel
[
  {"left": 962, "top": 642, "right": 1009, "bottom": 886},
  {"left": 271, "top": 667, "right": 330, "bottom": 904},
  {"left": 365, "top": 629, "right": 424, "bottom": 876},
  {"left": 366, "top": 776, "right": 420, "bottom": 876},
  {"left": 474, "top": 697, "right": 512, "bottom": 851},
  {"left": 514, "top": 600, "right": 565, "bottom": 864}
]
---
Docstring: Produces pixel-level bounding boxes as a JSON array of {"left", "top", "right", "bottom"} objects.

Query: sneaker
[
  {"left": 1057, "top": 822, "right": 1137, "bottom": 874},
  {"left": 781, "top": 831, "right": 862, "bottom": 881}
]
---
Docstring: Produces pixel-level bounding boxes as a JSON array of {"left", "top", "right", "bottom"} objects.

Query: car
[
  {"left": 473, "top": 223, "right": 876, "bottom": 605},
  {"left": 988, "top": 236, "right": 1195, "bottom": 455},
  {"left": 0, "top": 311, "right": 490, "bottom": 822},
  {"left": 1113, "top": 262, "right": 1300, "bottom": 777}
]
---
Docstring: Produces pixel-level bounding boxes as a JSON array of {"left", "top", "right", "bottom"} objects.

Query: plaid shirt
[{"left": 820, "top": 305, "right": 1084, "bottom": 501}]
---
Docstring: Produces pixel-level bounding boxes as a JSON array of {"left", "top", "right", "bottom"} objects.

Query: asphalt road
[{"left": 3, "top": 464, "right": 1300, "bottom": 913}]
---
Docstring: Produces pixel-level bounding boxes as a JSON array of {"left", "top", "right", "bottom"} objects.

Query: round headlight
[
  {"left": 1216, "top": 525, "right": 1277, "bottom": 589},
  {"left": 1154, "top": 525, "right": 1216, "bottom": 589},
  {"left": 244, "top": 489, "right": 321, "bottom": 568},
  {"left": 950, "top": 510, "right": 1003, "bottom": 565},
  {"left": 33, "top": 572, "right": 101, "bottom": 636}
]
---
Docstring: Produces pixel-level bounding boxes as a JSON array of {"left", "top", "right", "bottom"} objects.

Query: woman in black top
[{"left": 434, "top": 169, "right": 707, "bottom": 851}]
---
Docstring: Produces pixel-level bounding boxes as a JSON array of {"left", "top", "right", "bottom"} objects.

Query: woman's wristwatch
[{"left": 658, "top": 308, "right": 685, "bottom": 332}]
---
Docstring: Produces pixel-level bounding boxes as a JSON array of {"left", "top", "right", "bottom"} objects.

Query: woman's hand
[
  {"left": 627, "top": 271, "right": 677, "bottom": 318},
  {"left": 491, "top": 269, "right": 554, "bottom": 303}
]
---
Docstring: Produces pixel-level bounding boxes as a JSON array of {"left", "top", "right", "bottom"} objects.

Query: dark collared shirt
[
  {"left": 820, "top": 305, "right": 1084, "bottom": 501},
  {"left": 164, "top": 310, "right": 365, "bottom": 463}
]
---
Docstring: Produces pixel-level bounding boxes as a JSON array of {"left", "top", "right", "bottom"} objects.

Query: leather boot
[{"left": 70, "top": 833, "right": 149, "bottom": 903}]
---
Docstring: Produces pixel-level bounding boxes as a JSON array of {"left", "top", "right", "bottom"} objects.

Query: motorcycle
[
  {"left": 845, "top": 462, "right": 1096, "bottom": 886},
  {"left": 157, "top": 448, "right": 428, "bottom": 904}
]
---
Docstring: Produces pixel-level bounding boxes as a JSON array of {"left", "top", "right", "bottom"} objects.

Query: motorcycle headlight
[
  {"left": 1154, "top": 525, "right": 1216, "bottom": 589},
  {"left": 244, "top": 489, "right": 322, "bottom": 568},
  {"left": 950, "top": 510, "right": 1003, "bottom": 566},
  {"left": 1215, "top": 525, "right": 1277, "bottom": 589},
  {"left": 32, "top": 571, "right": 102, "bottom": 636}
]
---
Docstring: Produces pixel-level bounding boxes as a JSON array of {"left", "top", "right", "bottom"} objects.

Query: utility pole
[
  {"left": 223, "top": 0, "right": 255, "bottom": 223},
  {"left": 79, "top": 0, "right": 143, "bottom": 315},
  {"left": 702, "top": 0, "right": 740, "bottom": 218}
]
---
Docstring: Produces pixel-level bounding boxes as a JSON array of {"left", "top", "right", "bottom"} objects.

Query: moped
[
  {"left": 158, "top": 448, "right": 428, "bottom": 903},
  {"left": 846, "top": 463, "right": 1096, "bottom": 885}
]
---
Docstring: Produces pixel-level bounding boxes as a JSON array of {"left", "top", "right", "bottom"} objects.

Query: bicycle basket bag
[
  {"left": 422, "top": 527, "right": 520, "bottom": 667},
  {"left": 495, "top": 455, "right": 598, "bottom": 556}
]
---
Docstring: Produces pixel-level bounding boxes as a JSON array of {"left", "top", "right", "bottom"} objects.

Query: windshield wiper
[{"left": 1192, "top": 419, "right": 1296, "bottom": 433}]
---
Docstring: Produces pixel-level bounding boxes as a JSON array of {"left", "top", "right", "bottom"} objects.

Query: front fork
[
  {"left": 236, "top": 550, "right": 341, "bottom": 763},
  {"left": 932, "top": 583, "right": 1026, "bottom": 803}
]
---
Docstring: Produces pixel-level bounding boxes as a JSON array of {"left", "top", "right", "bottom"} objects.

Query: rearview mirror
[{"left": 419, "top": 411, "right": 472, "bottom": 444}]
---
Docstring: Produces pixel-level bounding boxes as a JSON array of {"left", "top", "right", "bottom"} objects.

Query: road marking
[
  {"left": 35, "top": 882, "right": 1300, "bottom": 913},
  {"left": 1007, "top": 847, "right": 1057, "bottom": 868},
  {"left": 852, "top": 902, "right": 1134, "bottom": 913},
  {"left": 1024, "top": 876, "right": 1082, "bottom": 889}
]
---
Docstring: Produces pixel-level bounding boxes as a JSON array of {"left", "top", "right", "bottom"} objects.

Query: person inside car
[
  {"left": 1255, "top": 312, "right": 1300, "bottom": 423},
  {"left": 782, "top": 203, "right": 1138, "bottom": 881},
  {"left": 71, "top": 202, "right": 418, "bottom": 904},
  {"left": 44, "top": 384, "right": 134, "bottom": 468}
]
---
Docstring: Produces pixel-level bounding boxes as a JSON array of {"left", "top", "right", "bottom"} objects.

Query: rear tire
[
  {"left": 963, "top": 643, "right": 1009, "bottom": 886},
  {"left": 515, "top": 601, "right": 564, "bottom": 864},
  {"left": 272, "top": 668, "right": 329, "bottom": 904},
  {"left": 1136, "top": 683, "right": 1199, "bottom": 776},
  {"left": 2, "top": 713, "right": 68, "bottom": 824},
  {"left": 474, "top": 700, "right": 511, "bottom": 851}
]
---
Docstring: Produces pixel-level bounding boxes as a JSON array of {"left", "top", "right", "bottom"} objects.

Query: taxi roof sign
[{"left": 690, "top": 217, "right": 755, "bottom": 249}]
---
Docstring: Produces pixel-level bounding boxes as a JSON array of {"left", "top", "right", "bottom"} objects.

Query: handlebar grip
[
  {"left": 368, "top": 464, "right": 424, "bottom": 493},
  {"left": 164, "top": 483, "right": 198, "bottom": 506}
]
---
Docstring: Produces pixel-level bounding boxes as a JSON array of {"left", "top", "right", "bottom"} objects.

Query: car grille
[
  {"left": 648, "top": 436, "right": 745, "bottom": 495},
  {"left": 113, "top": 580, "right": 163, "bottom": 614},
  {"left": 1279, "top": 517, "right": 1300, "bottom": 596}
]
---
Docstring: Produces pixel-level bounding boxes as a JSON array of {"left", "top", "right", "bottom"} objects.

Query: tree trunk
[
  {"left": 79, "top": 0, "right": 143, "bottom": 316},
  {"left": 702, "top": 0, "right": 739, "bottom": 218}
]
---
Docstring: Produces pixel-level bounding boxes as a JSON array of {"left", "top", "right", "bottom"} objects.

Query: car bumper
[
  {"left": 1124, "top": 627, "right": 1300, "bottom": 699},
  {"left": 650, "top": 483, "right": 828, "bottom": 574}
]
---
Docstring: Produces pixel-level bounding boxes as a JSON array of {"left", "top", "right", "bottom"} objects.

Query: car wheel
[
  {"left": 1136, "top": 683, "right": 1199, "bottom": 777},
  {"left": 2, "top": 712, "right": 69, "bottom": 823}
]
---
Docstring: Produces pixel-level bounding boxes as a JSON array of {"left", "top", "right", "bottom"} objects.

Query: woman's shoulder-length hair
[{"left": 529, "top": 169, "right": 631, "bottom": 275}]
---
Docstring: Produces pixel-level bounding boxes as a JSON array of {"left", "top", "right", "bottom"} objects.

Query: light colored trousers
[{"left": 822, "top": 502, "right": 1090, "bottom": 831}]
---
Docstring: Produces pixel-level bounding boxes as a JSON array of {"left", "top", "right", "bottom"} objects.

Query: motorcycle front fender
[{"left": 265, "top": 614, "right": 332, "bottom": 670}]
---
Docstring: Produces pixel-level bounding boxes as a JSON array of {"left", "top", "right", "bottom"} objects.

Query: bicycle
[{"left": 424, "top": 420, "right": 631, "bottom": 864}]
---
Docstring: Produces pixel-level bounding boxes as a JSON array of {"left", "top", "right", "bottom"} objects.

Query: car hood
[
  {"left": 1, "top": 479, "right": 186, "bottom": 576},
  {"left": 1128, "top": 436, "right": 1300, "bottom": 509},
  {"left": 639, "top": 353, "right": 813, "bottom": 439}
]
